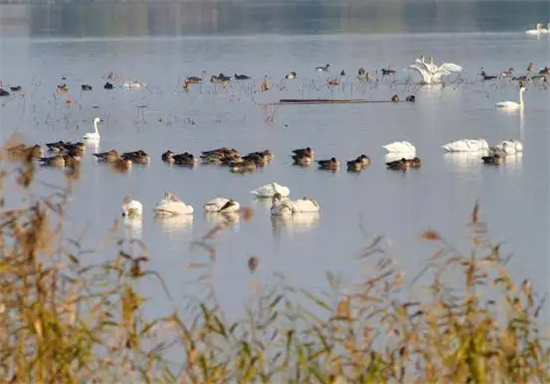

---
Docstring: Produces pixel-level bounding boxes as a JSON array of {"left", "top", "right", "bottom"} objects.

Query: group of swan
[
  {"left": 526, "top": 23, "right": 550, "bottom": 35},
  {"left": 442, "top": 139, "right": 523, "bottom": 155},
  {"left": 121, "top": 182, "right": 295, "bottom": 220},
  {"left": 408, "top": 55, "right": 463, "bottom": 84}
]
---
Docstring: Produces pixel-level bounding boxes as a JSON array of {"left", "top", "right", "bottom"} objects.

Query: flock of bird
[{"left": 525, "top": 22, "right": 550, "bottom": 36}]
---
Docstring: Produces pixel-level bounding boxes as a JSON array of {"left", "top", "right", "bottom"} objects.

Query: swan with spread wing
[{"left": 408, "top": 55, "right": 463, "bottom": 84}]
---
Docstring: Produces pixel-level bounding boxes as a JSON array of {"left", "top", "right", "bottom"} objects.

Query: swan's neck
[
  {"left": 519, "top": 90, "right": 524, "bottom": 106},
  {"left": 94, "top": 120, "right": 99, "bottom": 134}
]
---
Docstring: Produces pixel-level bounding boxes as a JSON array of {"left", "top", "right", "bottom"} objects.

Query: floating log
[{"left": 274, "top": 99, "right": 408, "bottom": 105}]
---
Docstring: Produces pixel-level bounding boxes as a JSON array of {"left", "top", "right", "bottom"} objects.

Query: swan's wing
[
  {"left": 413, "top": 60, "right": 432, "bottom": 72},
  {"left": 438, "top": 63, "right": 463, "bottom": 73},
  {"left": 408, "top": 64, "right": 432, "bottom": 83}
]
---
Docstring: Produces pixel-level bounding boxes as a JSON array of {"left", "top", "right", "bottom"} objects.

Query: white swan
[
  {"left": 496, "top": 86, "right": 526, "bottom": 110},
  {"left": 251, "top": 182, "right": 290, "bottom": 198},
  {"left": 382, "top": 141, "right": 416, "bottom": 154},
  {"left": 123, "top": 81, "right": 146, "bottom": 88},
  {"left": 203, "top": 197, "right": 240, "bottom": 213},
  {"left": 525, "top": 23, "right": 548, "bottom": 35},
  {"left": 83, "top": 117, "right": 102, "bottom": 141},
  {"left": 121, "top": 198, "right": 143, "bottom": 219},
  {"left": 491, "top": 140, "right": 523, "bottom": 155},
  {"left": 153, "top": 192, "right": 194, "bottom": 216},
  {"left": 409, "top": 56, "right": 462, "bottom": 84},
  {"left": 441, "top": 139, "right": 490, "bottom": 153},
  {"left": 270, "top": 193, "right": 320, "bottom": 217}
]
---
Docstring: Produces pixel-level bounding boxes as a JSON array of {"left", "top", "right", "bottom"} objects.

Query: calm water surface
[{"left": 0, "top": 1, "right": 549, "bottom": 316}]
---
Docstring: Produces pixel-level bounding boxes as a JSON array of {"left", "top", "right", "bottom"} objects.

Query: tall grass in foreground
[{"left": 0, "top": 139, "right": 548, "bottom": 384}]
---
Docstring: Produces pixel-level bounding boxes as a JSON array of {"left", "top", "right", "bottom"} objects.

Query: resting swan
[
  {"left": 121, "top": 198, "right": 143, "bottom": 219},
  {"left": 491, "top": 140, "right": 523, "bottom": 155},
  {"left": 270, "top": 193, "right": 320, "bottom": 217},
  {"left": 496, "top": 85, "right": 526, "bottom": 110},
  {"left": 251, "top": 182, "right": 290, "bottom": 198},
  {"left": 203, "top": 197, "right": 240, "bottom": 213},
  {"left": 382, "top": 141, "right": 416, "bottom": 154},
  {"left": 154, "top": 192, "right": 194, "bottom": 216},
  {"left": 83, "top": 117, "right": 102, "bottom": 141},
  {"left": 409, "top": 56, "right": 463, "bottom": 84},
  {"left": 441, "top": 139, "right": 490, "bottom": 152}
]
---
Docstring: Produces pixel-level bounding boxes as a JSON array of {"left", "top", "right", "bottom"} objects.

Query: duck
[
  {"left": 285, "top": 71, "right": 297, "bottom": 80},
  {"left": 358, "top": 154, "right": 371, "bottom": 167},
  {"left": 407, "top": 157, "right": 422, "bottom": 168},
  {"left": 10, "top": 86, "right": 22, "bottom": 92},
  {"left": 153, "top": 192, "right": 194, "bottom": 216},
  {"left": 527, "top": 62, "right": 535, "bottom": 72},
  {"left": 327, "top": 77, "right": 340, "bottom": 86},
  {"left": 186, "top": 76, "right": 202, "bottom": 84},
  {"left": 63, "top": 153, "right": 81, "bottom": 168},
  {"left": 386, "top": 158, "right": 410, "bottom": 171},
  {"left": 94, "top": 149, "right": 120, "bottom": 163},
  {"left": 234, "top": 73, "right": 251, "bottom": 80},
  {"left": 7, "top": 144, "right": 44, "bottom": 160},
  {"left": 316, "top": 64, "right": 330, "bottom": 72},
  {"left": 38, "top": 155, "right": 66, "bottom": 167},
  {"left": 496, "top": 84, "right": 526, "bottom": 110},
  {"left": 57, "top": 84, "right": 69, "bottom": 93},
  {"left": 121, "top": 198, "right": 143, "bottom": 218},
  {"left": 83, "top": 117, "right": 102, "bottom": 141},
  {"left": 381, "top": 67, "right": 396, "bottom": 76},
  {"left": 317, "top": 157, "right": 339, "bottom": 171},
  {"left": 261, "top": 77, "right": 270, "bottom": 91},
  {"left": 391, "top": 95, "right": 399, "bottom": 103},
  {"left": 251, "top": 182, "right": 290, "bottom": 198},
  {"left": 340, "top": 70, "right": 346, "bottom": 76},
  {"left": 358, "top": 67, "right": 366, "bottom": 77},
  {"left": 104, "top": 82, "right": 114, "bottom": 90},
  {"left": 270, "top": 193, "right": 320, "bottom": 217},
  {"left": 347, "top": 158, "right": 363, "bottom": 172},
  {"left": 292, "top": 147, "right": 314, "bottom": 158},
  {"left": 382, "top": 141, "right": 416, "bottom": 154},
  {"left": 81, "top": 84, "right": 93, "bottom": 91},
  {"left": 0, "top": 88, "right": 10, "bottom": 97},
  {"left": 480, "top": 68, "right": 498, "bottom": 80},
  {"left": 500, "top": 68, "right": 514, "bottom": 78},
  {"left": 173, "top": 153, "right": 198, "bottom": 166},
  {"left": 112, "top": 157, "right": 133, "bottom": 173},
  {"left": 441, "top": 139, "right": 490, "bottom": 152},
  {"left": 482, "top": 153, "right": 501, "bottom": 165},
  {"left": 45, "top": 141, "right": 85, "bottom": 154},
  {"left": 122, "top": 150, "right": 150, "bottom": 165},
  {"left": 203, "top": 197, "right": 240, "bottom": 213},
  {"left": 161, "top": 150, "right": 175, "bottom": 164},
  {"left": 405, "top": 95, "right": 416, "bottom": 102},
  {"left": 229, "top": 160, "right": 256, "bottom": 173},
  {"left": 201, "top": 147, "right": 239, "bottom": 158},
  {"left": 292, "top": 153, "right": 313, "bottom": 166},
  {"left": 242, "top": 152, "right": 270, "bottom": 167}
]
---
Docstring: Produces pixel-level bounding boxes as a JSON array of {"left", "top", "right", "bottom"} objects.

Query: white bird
[
  {"left": 153, "top": 192, "right": 194, "bottom": 216},
  {"left": 270, "top": 193, "right": 320, "bottom": 217},
  {"left": 83, "top": 117, "right": 102, "bottom": 141},
  {"left": 251, "top": 182, "right": 290, "bottom": 198},
  {"left": 203, "top": 197, "right": 240, "bottom": 213},
  {"left": 496, "top": 86, "right": 526, "bottom": 110},
  {"left": 409, "top": 56, "right": 462, "bottom": 84},
  {"left": 491, "top": 140, "right": 523, "bottom": 155},
  {"left": 542, "top": 23, "right": 550, "bottom": 34},
  {"left": 525, "top": 23, "right": 546, "bottom": 35},
  {"left": 382, "top": 141, "right": 416, "bottom": 154},
  {"left": 441, "top": 139, "right": 490, "bottom": 153},
  {"left": 121, "top": 198, "right": 143, "bottom": 219},
  {"left": 123, "top": 81, "right": 145, "bottom": 88}
]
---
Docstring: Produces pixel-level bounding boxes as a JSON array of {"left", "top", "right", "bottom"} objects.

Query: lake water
[{"left": 0, "top": 0, "right": 549, "bottom": 315}]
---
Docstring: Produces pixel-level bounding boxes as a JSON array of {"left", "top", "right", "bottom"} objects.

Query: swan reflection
[
  {"left": 271, "top": 212, "right": 320, "bottom": 238},
  {"left": 155, "top": 214, "right": 194, "bottom": 234},
  {"left": 122, "top": 217, "right": 142, "bottom": 240},
  {"left": 204, "top": 212, "right": 240, "bottom": 232}
]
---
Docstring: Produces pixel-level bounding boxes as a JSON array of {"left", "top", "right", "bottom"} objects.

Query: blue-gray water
[{"left": 0, "top": 1, "right": 549, "bottom": 315}]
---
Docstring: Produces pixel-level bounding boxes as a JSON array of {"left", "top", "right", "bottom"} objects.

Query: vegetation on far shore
[{"left": 0, "top": 138, "right": 548, "bottom": 384}]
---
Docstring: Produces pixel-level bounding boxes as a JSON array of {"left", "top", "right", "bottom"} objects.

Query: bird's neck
[
  {"left": 519, "top": 91, "right": 524, "bottom": 105},
  {"left": 94, "top": 121, "right": 99, "bottom": 133}
]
